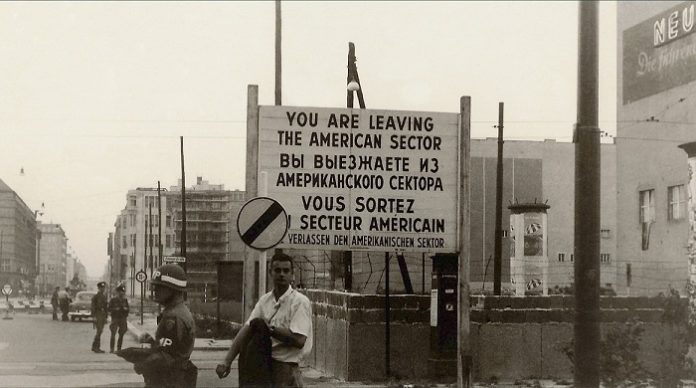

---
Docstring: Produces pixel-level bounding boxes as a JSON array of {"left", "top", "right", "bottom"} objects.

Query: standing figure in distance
[
  {"left": 91, "top": 281, "right": 108, "bottom": 353},
  {"left": 135, "top": 264, "right": 197, "bottom": 387},
  {"left": 50, "top": 286, "right": 60, "bottom": 321},
  {"left": 108, "top": 283, "right": 129, "bottom": 353},
  {"left": 58, "top": 287, "right": 71, "bottom": 322},
  {"left": 217, "top": 253, "right": 313, "bottom": 387}
]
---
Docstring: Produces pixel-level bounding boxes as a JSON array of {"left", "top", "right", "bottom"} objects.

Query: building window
[
  {"left": 640, "top": 189, "right": 656, "bottom": 250},
  {"left": 600, "top": 229, "right": 611, "bottom": 239},
  {"left": 129, "top": 197, "right": 136, "bottom": 207},
  {"left": 570, "top": 254, "right": 574, "bottom": 263},
  {"left": 166, "top": 215, "right": 172, "bottom": 227},
  {"left": 668, "top": 184, "right": 687, "bottom": 221},
  {"left": 122, "top": 236, "right": 127, "bottom": 248},
  {"left": 639, "top": 189, "right": 655, "bottom": 223},
  {"left": 600, "top": 253, "right": 611, "bottom": 263},
  {"left": 558, "top": 253, "right": 566, "bottom": 262},
  {"left": 166, "top": 235, "right": 171, "bottom": 248}
]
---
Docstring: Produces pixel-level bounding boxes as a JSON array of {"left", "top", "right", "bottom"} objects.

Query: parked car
[{"left": 68, "top": 291, "right": 96, "bottom": 321}]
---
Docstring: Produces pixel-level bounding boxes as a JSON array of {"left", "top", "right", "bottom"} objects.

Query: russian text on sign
[{"left": 258, "top": 106, "right": 460, "bottom": 252}]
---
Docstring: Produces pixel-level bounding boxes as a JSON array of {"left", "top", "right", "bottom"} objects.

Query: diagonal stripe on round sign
[{"left": 237, "top": 197, "right": 289, "bottom": 251}]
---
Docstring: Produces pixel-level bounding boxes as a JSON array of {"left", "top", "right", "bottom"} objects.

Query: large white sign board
[{"left": 258, "top": 106, "right": 460, "bottom": 252}]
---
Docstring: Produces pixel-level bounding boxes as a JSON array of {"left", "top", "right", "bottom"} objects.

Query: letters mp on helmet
[{"left": 150, "top": 264, "right": 187, "bottom": 291}]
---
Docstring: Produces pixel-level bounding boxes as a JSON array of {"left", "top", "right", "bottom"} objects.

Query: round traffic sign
[
  {"left": 2, "top": 284, "right": 12, "bottom": 296},
  {"left": 135, "top": 270, "right": 147, "bottom": 283},
  {"left": 237, "top": 197, "right": 289, "bottom": 251}
]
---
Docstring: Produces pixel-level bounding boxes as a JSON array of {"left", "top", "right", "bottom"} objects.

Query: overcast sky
[{"left": 0, "top": 1, "right": 617, "bottom": 277}]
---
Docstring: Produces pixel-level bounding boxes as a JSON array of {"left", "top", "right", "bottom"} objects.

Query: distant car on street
[{"left": 68, "top": 291, "right": 96, "bottom": 321}]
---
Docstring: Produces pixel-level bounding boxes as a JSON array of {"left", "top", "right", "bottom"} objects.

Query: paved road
[{"left": 0, "top": 313, "right": 241, "bottom": 387}]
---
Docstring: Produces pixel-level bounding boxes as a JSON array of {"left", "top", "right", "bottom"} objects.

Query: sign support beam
[{"left": 244, "top": 85, "right": 260, "bottom": 320}]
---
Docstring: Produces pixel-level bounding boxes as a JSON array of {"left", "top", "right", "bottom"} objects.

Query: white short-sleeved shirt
[{"left": 247, "top": 286, "right": 313, "bottom": 363}]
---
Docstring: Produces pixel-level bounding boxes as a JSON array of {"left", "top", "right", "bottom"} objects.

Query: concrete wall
[
  {"left": 306, "top": 290, "right": 430, "bottom": 380},
  {"left": 306, "top": 290, "right": 687, "bottom": 382}
]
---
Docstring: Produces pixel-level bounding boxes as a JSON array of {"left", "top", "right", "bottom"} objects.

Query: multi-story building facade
[
  {"left": 37, "top": 222, "right": 67, "bottom": 295},
  {"left": 617, "top": 1, "right": 693, "bottom": 296},
  {"left": 113, "top": 188, "right": 176, "bottom": 298},
  {"left": 0, "top": 178, "right": 39, "bottom": 295},
  {"left": 165, "top": 177, "right": 246, "bottom": 301}
]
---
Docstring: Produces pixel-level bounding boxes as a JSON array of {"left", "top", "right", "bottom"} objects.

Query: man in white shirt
[{"left": 217, "top": 253, "right": 313, "bottom": 387}]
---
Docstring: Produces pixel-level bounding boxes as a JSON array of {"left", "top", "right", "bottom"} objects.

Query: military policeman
[
  {"left": 108, "top": 283, "right": 129, "bottom": 353},
  {"left": 135, "top": 264, "right": 197, "bottom": 387},
  {"left": 91, "top": 281, "right": 108, "bottom": 353}
]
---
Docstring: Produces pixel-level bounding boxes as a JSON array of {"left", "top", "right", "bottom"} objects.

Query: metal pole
[
  {"left": 158, "top": 182, "right": 162, "bottom": 267},
  {"left": 574, "top": 2, "right": 600, "bottom": 386},
  {"left": 422, "top": 252, "right": 425, "bottom": 294},
  {"left": 385, "top": 252, "right": 390, "bottom": 378},
  {"left": 180, "top": 136, "right": 187, "bottom": 273},
  {"left": 140, "top": 281, "right": 144, "bottom": 325},
  {"left": 131, "top": 253, "right": 135, "bottom": 298},
  {"left": 149, "top": 202, "right": 153, "bottom": 297},
  {"left": 275, "top": 0, "right": 282, "bottom": 106},
  {"left": 143, "top": 219, "right": 147, "bottom": 299},
  {"left": 493, "top": 102, "right": 504, "bottom": 295},
  {"left": 259, "top": 172, "right": 268, "bottom": 297}
]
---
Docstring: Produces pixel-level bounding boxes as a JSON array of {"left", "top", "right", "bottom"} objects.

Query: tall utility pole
[
  {"left": 149, "top": 202, "right": 154, "bottom": 284},
  {"left": 574, "top": 2, "right": 600, "bottom": 386},
  {"left": 275, "top": 0, "right": 282, "bottom": 106},
  {"left": 180, "top": 136, "right": 187, "bottom": 274},
  {"left": 493, "top": 102, "right": 504, "bottom": 295},
  {"left": 458, "top": 96, "right": 472, "bottom": 387},
  {"left": 157, "top": 181, "right": 163, "bottom": 267}
]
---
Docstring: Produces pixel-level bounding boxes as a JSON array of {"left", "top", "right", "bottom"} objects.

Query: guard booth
[
  {"left": 428, "top": 253, "right": 458, "bottom": 378},
  {"left": 509, "top": 203, "right": 550, "bottom": 296}
]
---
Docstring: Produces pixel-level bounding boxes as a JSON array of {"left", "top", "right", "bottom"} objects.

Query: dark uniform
[
  {"left": 50, "top": 288, "right": 59, "bottom": 320},
  {"left": 108, "top": 285, "right": 129, "bottom": 352},
  {"left": 136, "top": 264, "right": 197, "bottom": 388},
  {"left": 91, "top": 282, "right": 108, "bottom": 353}
]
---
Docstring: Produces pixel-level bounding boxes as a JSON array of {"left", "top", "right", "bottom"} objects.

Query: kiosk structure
[{"left": 509, "top": 203, "right": 550, "bottom": 296}]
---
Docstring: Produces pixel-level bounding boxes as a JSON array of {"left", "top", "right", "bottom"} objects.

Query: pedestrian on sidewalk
[
  {"left": 58, "top": 287, "right": 71, "bottom": 321},
  {"left": 50, "top": 286, "right": 60, "bottom": 321},
  {"left": 108, "top": 283, "right": 129, "bottom": 353},
  {"left": 134, "top": 264, "right": 197, "bottom": 387},
  {"left": 216, "top": 253, "right": 313, "bottom": 388},
  {"left": 91, "top": 281, "right": 108, "bottom": 353}
]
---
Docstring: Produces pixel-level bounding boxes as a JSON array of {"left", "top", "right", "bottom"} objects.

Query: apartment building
[
  {"left": 616, "top": 1, "right": 693, "bottom": 295},
  {"left": 37, "top": 222, "right": 67, "bottom": 295},
  {"left": 0, "top": 178, "right": 39, "bottom": 295}
]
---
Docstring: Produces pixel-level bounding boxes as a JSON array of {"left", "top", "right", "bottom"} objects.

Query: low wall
[
  {"left": 306, "top": 290, "right": 430, "bottom": 380},
  {"left": 305, "top": 290, "right": 687, "bottom": 382}
]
